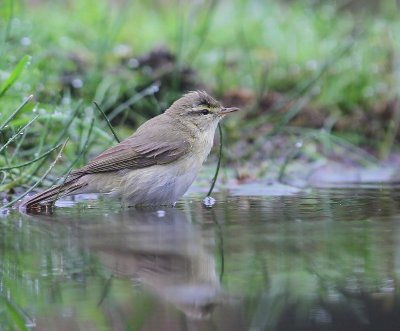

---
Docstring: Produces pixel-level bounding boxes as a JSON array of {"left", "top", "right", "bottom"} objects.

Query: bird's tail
[{"left": 18, "top": 178, "right": 86, "bottom": 210}]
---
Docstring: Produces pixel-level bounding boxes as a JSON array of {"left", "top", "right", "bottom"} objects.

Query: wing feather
[{"left": 71, "top": 115, "right": 192, "bottom": 176}]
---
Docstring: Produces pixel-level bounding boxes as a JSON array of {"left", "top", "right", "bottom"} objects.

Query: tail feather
[{"left": 19, "top": 178, "right": 86, "bottom": 210}]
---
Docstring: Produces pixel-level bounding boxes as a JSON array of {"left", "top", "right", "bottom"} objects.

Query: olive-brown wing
[{"left": 71, "top": 122, "right": 191, "bottom": 176}]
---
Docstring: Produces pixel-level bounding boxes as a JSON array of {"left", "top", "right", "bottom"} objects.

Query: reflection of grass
[
  {"left": 0, "top": 190, "right": 400, "bottom": 329},
  {"left": 0, "top": 210, "right": 117, "bottom": 330},
  {"left": 1, "top": 0, "right": 400, "bottom": 197},
  {"left": 216, "top": 190, "right": 400, "bottom": 330},
  {"left": 245, "top": 244, "right": 394, "bottom": 330}
]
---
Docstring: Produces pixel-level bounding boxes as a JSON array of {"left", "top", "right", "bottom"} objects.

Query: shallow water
[{"left": 1, "top": 185, "right": 400, "bottom": 330}]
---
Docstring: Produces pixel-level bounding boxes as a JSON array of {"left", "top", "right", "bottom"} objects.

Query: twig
[
  {"left": 97, "top": 275, "right": 114, "bottom": 307},
  {"left": 206, "top": 122, "right": 223, "bottom": 197}
]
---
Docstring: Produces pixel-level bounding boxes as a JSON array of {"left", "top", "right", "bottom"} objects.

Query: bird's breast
[{"left": 193, "top": 125, "right": 218, "bottom": 162}]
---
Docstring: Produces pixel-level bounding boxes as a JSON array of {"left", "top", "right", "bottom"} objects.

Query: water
[{"left": 1, "top": 186, "right": 400, "bottom": 330}]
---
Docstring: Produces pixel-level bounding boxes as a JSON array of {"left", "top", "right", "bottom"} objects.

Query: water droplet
[
  {"left": 156, "top": 210, "right": 166, "bottom": 218},
  {"left": 113, "top": 44, "right": 131, "bottom": 57},
  {"left": 127, "top": 58, "right": 139, "bottom": 69},
  {"left": 0, "top": 209, "right": 10, "bottom": 218},
  {"left": 202, "top": 196, "right": 216, "bottom": 207},
  {"left": 149, "top": 84, "right": 159, "bottom": 94},
  {"left": 71, "top": 78, "right": 83, "bottom": 89},
  {"left": 20, "top": 37, "right": 31, "bottom": 46}
]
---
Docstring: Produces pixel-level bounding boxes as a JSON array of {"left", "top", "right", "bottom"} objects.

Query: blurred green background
[{"left": 1, "top": 0, "right": 400, "bottom": 199}]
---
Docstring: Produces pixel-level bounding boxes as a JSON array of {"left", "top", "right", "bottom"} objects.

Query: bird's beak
[{"left": 218, "top": 107, "right": 240, "bottom": 116}]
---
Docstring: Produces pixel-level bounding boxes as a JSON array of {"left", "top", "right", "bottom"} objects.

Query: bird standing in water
[{"left": 20, "top": 91, "right": 239, "bottom": 210}]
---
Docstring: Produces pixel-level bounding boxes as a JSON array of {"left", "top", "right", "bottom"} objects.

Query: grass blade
[
  {"left": 0, "top": 55, "right": 31, "bottom": 97},
  {"left": 3, "top": 297, "right": 30, "bottom": 331},
  {"left": 51, "top": 118, "right": 95, "bottom": 202},
  {"left": 93, "top": 101, "right": 120, "bottom": 143},
  {"left": 0, "top": 95, "right": 33, "bottom": 131},
  {"left": 0, "top": 139, "right": 69, "bottom": 210},
  {"left": 0, "top": 114, "right": 39, "bottom": 153},
  {"left": 60, "top": 117, "right": 95, "bottom": 179},
  {"left": 0, "top": 143, "right": 63, "bottom": 171},
  {"left": 26, "top": 101, "right": 82, "bottom": 182},
  {"left": 107, "top": 84, "right": 159, "bottom": 121}
]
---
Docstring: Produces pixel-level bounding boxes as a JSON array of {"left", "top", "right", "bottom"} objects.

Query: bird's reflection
[{"left": 30, "top": 206, "right": 223, "bottom": 320}]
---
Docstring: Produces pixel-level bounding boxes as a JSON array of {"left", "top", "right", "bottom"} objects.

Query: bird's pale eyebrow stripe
[
  {"left": 200, "top": 101, "right": 211, "bottom": 107},
  {"left": 192, "top": 103, "right": 210, "bottom": 110}
]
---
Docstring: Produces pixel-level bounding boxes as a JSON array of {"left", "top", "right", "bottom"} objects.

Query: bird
[{"left": 19, "top": 91, "right": 239, "bottom": 210}]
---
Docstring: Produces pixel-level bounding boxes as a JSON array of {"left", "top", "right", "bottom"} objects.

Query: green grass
[{"left": 1, "top": 0, "right": 400, "bottom": 201}]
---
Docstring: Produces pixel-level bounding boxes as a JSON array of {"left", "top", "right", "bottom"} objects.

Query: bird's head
[{"left": 165, "top": 91, "right": 239, "bottom": 132}]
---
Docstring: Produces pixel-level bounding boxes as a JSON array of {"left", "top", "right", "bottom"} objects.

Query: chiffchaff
[{"left": 20, "top": 91, "right": 239, "bottom": 209}]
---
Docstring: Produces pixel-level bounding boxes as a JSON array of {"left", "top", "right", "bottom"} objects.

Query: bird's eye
[{"left": 201, "top": 109, "right": 210, "bottom": 115}]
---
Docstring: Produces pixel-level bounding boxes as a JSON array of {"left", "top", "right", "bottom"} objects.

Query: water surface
[{"left": 1, "top": 186, "right": 400, "bottom": 330}]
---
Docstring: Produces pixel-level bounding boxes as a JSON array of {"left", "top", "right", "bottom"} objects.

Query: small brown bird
[{"left": 20, "top": 91, "right": 239, "bottom": 209}]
